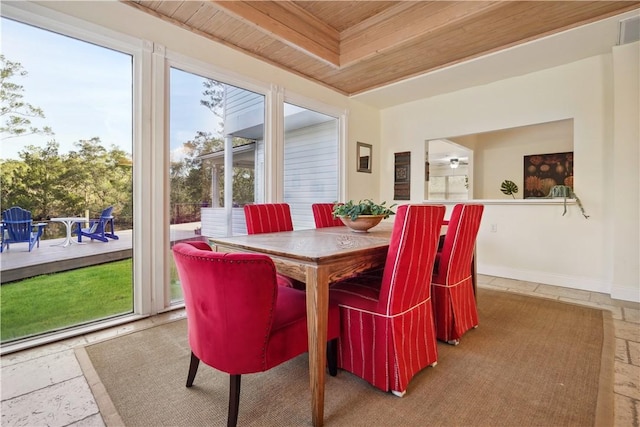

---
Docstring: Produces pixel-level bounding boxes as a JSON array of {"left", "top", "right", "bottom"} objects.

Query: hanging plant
[
  {"left": 545, "top": 185, "right": 589, "bottom": 219},
  {"left": 500, "top": 180, "right": 519, "bottom": 199}
]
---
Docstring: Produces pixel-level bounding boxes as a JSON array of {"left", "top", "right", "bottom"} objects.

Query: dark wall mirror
[{"left": 357, "top": 142, "right": 372, "bottom": 173}]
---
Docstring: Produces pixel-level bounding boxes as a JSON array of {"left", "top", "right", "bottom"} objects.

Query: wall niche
[{"left": 426, "top": 118, "right": 574, "bottom": 200}]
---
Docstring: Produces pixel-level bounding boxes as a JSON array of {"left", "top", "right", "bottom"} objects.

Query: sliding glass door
[
  {"left": 0, "top": 5, "right": 344, "bottom": 350},
  {"left": 168, "top": 67, "right": 265, "bottom": 302},
  {"left": 0, "top": 17, "right": 134, "bottom": 343}
]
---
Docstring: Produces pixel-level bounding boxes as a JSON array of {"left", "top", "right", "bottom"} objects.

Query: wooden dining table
[
  {"left": 209, "top": 223, "right": 394, "bottom": 426},
  {"left": 208, "top": 220, "right": 474, "bottom": 426}
]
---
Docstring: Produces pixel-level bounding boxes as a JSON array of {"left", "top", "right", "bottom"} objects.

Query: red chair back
[
  {"left": 378, "top": 204, "right": 446, "bottom": 314},
  {"left": 244, "top": 203, "right": 293, "bottom": 234},
  {"left": 173, "top": 242, "right": 283, "bottom": 373},
  {"left": 431, "top": 203, "right": 483, "bottom": 343},
  {"left": 311, "top": 203, "right": 344, "bottom": 228},
  {"left": 433, "top": 204, "right": 484, "bottom": 286},
  {"left": 328, "top": 204, "right": 445, "bottom": 394}
]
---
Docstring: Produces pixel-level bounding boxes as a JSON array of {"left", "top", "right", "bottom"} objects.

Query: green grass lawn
[{"left": 1, "top": 259, "right": 133, "bottom": 342}]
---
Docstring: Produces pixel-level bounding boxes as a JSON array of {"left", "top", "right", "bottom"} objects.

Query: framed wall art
[
  {"left": 394, "top": 151, "right": 411, "bottom": 200},
  {"left": 523, "top": 151, "right": 573, "bottom": 198}
]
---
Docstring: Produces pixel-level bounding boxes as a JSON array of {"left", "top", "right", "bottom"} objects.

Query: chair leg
[
  {"left": 228, "top": 374, "right": 241, "bottom": 427},
  {"left": 186, "top": 352, "right": 200, "bottom": 387},
  {"left": 327, "top": 338, "right": 338, "bottom": 376}
]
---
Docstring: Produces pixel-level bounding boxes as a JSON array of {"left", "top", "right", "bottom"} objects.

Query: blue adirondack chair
[
  {"left": 1, "top": 206, "right": 47, "bottom": 252},
  {"left": 74, "top": 206, "right": 119, "bottom": 243}
]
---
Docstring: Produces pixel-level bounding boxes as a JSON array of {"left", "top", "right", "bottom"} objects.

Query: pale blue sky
[{"left": 1, "top": 17, "right": 217, "bottom": 161}]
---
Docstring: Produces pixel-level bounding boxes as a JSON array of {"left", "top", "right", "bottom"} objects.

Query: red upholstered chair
[
  {"left": 243, "top": 203, "right": 297, "bottom": 288},
  {"left": 312, "top": 203, "right": 344, "bottom": 228},
  {"left": 172, "top": 241, "right": 340, "bottom": 427},
  {"left": 329, "top": 204, "right": 445, "bottom": 397},
  {"left": 432, "top": 204, "right": 484, "bottom": 345},
  {"left": 243, "top": 203, "right": 293, "bottom": 234}
]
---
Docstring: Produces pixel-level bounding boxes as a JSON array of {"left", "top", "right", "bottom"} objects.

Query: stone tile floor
[{"left": 1, "top": 275, "right": 639, "bottom": 426}]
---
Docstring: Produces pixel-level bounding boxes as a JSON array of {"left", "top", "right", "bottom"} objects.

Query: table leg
[
  {"left": 306, "top": 265, "right": 329, "bottom": 427},
  {"left": 51, "top": 220, "right": 84, "bottom": 247},
  {"left": 63, "top": 221, "right": 73, "bottom": 247},
  {"left": 51, "top": 221, "right": 73, "bottom": 247}
]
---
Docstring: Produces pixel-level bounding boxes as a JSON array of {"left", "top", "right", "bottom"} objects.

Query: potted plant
[
  {"left": 332, "top": 199, "right": 396, "bottom": 232},
  {"left": 543, "top": 185, "right": 589, "bottom": 219}
]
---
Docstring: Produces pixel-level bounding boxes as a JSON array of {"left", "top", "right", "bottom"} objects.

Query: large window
[
  {"left": 428, "top": 175, "right": 468, "bottom": 200},
  {"left": 0, "top": 2, "right": 344, "bottom": 352},
  {"left": 168, "top": 66, "right": 266, "bottom": 302},
  {"left": 0, "top": 17, "right": 134, "bottom": 344}
]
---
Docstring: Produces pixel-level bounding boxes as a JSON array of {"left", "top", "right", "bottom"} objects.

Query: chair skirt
[
  {"left": 337, "top": 299, "right": 438, "bottom": 394},
  {"left": 432, "top": 276, "right": 478, "bottom": 342}
]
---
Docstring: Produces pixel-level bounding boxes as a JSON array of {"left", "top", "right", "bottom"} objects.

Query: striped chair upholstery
[
  {"left": 432, "top": 204, "right": 484, "bottom": 344},
  {"left": 244, "top": 203, "right": 293, "bottom": 234},
  {"left": 311, "top": 203, "right": 344, "bottom": 228},
  {"left": 243, "top": 203, "right": 297, "bottom": 288},
  {"left": 329, "top": 204, "right": 445, "bottom": 396}
]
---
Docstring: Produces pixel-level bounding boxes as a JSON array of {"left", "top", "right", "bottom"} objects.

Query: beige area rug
[{"left": 76, "top": 289, "right": 614, "bottom": 426}]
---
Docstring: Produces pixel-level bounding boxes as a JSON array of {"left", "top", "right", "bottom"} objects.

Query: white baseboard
[
  {"left": 478, "top": 264, "right": 609, "bottom": 294},
  {"left": 481, "top": 264, "right": 640, "bottom": 303},
  {"left": 610, "top": 284, "right": 640, "bottom": 303}
]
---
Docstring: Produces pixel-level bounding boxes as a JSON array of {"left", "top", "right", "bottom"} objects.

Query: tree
[
  {"left": 170, "top": 131, "right": 222, "bottom": 222},
  {"left": 0, "top": 55, "right": 53, "bottom": 140},
  {"left": 1, "top": 138, "right": 134, "bottom": 226},
  {"left": 0, "top": 159, "right": 28, "bottom": 210},
  {"left": 10, "top": 141, "right": 66, "bottom": 220},
  {"left": 200, "top": 79, "right": 225, "bottom": 120},
  {"left": 63, "top": 137, "right": 133, "bottom": 219}
]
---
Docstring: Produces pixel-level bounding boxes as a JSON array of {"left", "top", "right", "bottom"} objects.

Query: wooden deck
[{"left": 0, "top": 223, "right": 202, "bottom": 283}]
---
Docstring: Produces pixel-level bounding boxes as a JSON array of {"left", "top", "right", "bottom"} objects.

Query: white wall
[
  {"left": 344, "top": 101, "right": 382, "bottom": 201},
  {"left": 380, "top": 49, "right": 639, "bottom": 302},
  {"left": 611, "top": 41, "right": 640, "bottom": 301}
]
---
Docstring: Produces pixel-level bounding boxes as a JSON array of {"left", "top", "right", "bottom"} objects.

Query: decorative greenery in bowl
[{"left": 332, "top": 199, "right": 397, "bottom": 221}]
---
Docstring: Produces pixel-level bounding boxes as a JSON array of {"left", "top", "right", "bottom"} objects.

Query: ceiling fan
[
  {"left": 448, "top": 158, "right": 469, "bottom": 169},
  {"left": 429, "top": 156, "right": 469, "bottom": 169}
]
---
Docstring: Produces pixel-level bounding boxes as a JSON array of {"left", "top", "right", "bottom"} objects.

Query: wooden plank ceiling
[{"left": 124, "top": 1, "right": 640, "bottom": 96}]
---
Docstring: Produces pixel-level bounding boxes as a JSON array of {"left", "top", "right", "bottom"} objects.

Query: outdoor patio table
[{"left": 50, "top": 217, "right": 85, "bottom": 248}]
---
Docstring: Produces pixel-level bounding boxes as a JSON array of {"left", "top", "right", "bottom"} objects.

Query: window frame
[
  {"left": 0, "top": 1, "right": 348, "bottom": 353},
  {"left": 0, "top": 2, "right": 151, "bottom": 353}
]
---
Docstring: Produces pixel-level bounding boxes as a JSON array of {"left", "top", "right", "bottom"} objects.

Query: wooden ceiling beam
[
  {"left": 211, "top": 0, "right": 341, "bottom": 67},
  {"left": 340, "top": 1, "right": 506, "bottom": 67}
]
